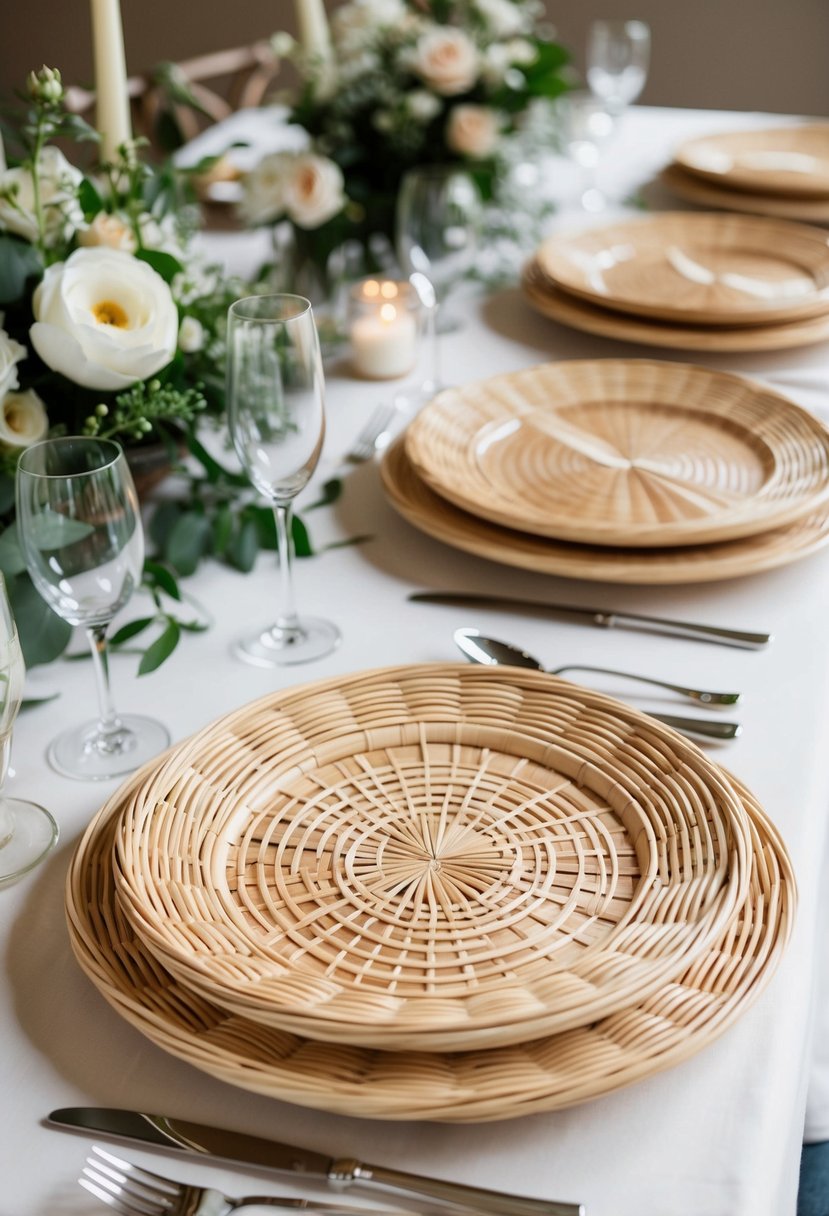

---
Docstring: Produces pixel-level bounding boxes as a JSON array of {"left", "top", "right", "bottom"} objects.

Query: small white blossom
[
  {"left": 406, "top": 89, "right": 442, "bottom": 122},
  {"left": 178, "top": 316, "right": 205, "bottom": 353},
  {"left": 474, "top": 0, "right": 527, "bottom": 37}
]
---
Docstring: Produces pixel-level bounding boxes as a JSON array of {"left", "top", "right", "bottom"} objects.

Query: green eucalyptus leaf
[
  {"left": 138, "top": 618, "right": 181, "bottom": 675},
  {"left": 165, "top": 511, "right": 212, "bottom": 576},
  {"left": 0, "top": 474, "right": 16, "bottom": 516},
  {"left": 135, "top": 248, "right": 185, "bottom": 284},
  {"left": 306, "top": 478, "right": 343, "bottom": 511},
  {"left": 211, "top": 503, "right": 234, "bottom": 557},
  {"left": 8, "top": 573, "right": 72, "bottom": 667},
  {"left": 27, "top": 508, "right": 95, "bottom": 550},
  {"left": 143, "top": 558, "right": 182, "bottom": 601},
  {"left": 0, "top": 524, "right": 26, "bottom": 576},
  {"left": 292, "top": 515, "right": 314, "bottom": 558},
  {"left": 149, "top": 501, "right": 183, "bottom": 550},
  {"left": 111, "top": 616, "right": 156, "bottom": 645},
  {"left": 78, "top": 177, "right": 104, "bottom": 218},
  {"left": 0, "top": 234, "right": 42, "bottom": 305},
  {"left": 226, "top": 518, "right": 259, "bottom": 572}
]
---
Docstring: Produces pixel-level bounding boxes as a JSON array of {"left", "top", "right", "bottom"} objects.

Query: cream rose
[
  {"left": 411, "top": 27, "right": 479, "bottom": 96},
  {"left": 0, "top": 328, "right": 27, "bottom": 401},
  {"left": 446, "top": 105, "right": 502, "bottom": 158},
  {"left": 282, "top": 154, "right": 346, "bottom": 229},
  {"left": 239, "top": 153, "right": 292, "bottom": 226},
  {"left": 0, "top": 146, "right": 83, "bottom": 246},
  {"left": 77, "top": 212, "right": 138, "bottom": 253},
  {"left": 0, "top": 389, "right": 48, "bottom": 450},
  {"left": 30, "top": 247, "right": 178, "bottom": 392}
]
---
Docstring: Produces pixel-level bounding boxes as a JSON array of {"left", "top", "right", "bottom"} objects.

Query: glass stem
[
  {"left": 0, "top": 736, "right": 12, "bottom": 848},
  {"left": 86, "top": 624, "right": 122, "bottom": 741},
  {"left": 273, "top": 501, "right": 301, "bottom": 633},
  {"left": 427, "top": 301, "right": 441, "bottom": 390}
]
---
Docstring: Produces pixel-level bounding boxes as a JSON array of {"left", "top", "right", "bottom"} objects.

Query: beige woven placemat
[
  {"left": 65, "top": 760, "right": 795, "bottom": 1122},
  {"left": 404, "top": 359, "right": 829, "bottom": 548},
  {"left": 536, "top": 212, "right": 829, "bottom": 327},
  {"left": 381, "top": 438, "right": 829, "bottom": 585},
  {"left": 110, "top": 665, "right": 751, "bottom": 1051}
]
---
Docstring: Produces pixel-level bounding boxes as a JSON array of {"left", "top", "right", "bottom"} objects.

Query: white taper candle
[
  {"left": 90, "top": 0, "right": 132, "bottom": 162},
  {"left": 294, "top": 0, "right": 336, "bottom": 98}
]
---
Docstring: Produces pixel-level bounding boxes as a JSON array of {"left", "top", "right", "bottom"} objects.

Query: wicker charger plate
[
  {"left": 522, "top": 258, "right": 829, "bottom": 352},
  {"left": 382, "top": 437, "right": 829, "bottom": 584},
  {"left": 112, "top": 664, "right": 751, "bottom": 1051},
  {"left": 674, "top": 125, "right": 829, "bottom": 198},
  {"left": 65, "top": 759, "right": 794, "bottom": 1122},
  {"left": 535, "top": 213, "right": 829, "bottom": 327},
  {"left": 661, "top": 164, "right": 829, "bottom": 226},
  {"left": 404, "top": 360, "right": 829, "bottom": 549}
]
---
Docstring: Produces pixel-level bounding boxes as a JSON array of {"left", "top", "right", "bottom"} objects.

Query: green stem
[{"left": 30, "top": 113, "right": 48, "bottom": 263}]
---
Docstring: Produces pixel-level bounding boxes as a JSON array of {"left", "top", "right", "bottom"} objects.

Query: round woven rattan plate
[
  {"left": 404, "top": 360, "right": 829, "bottom": 549},
  {"left": 535, "top": 213, "right": 829, "bottom": 327},
  {"left": 112, "top": 665, "right": 751, "bottom": 1051},
  {"left": 66, "top": 758, "right": 794, "bottom": 1122},
  {"left": 674, "top": 126, "right": 829, "bottom": 198},
  {"left": 382, "top": 437, "right": 829, "bottom": 585},
  {"left": 522, "top": 258, "right": 829, "bottom": 352},
  {"left": 661, "top": 164, "right": 829, "bottom": 226}
]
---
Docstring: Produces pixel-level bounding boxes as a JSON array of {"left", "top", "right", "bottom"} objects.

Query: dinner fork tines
[
  {"left": 80, "top": 1146, "right": 417, "bottom": 1216},
  {"left": 346, "top": 403, "right": 397, "bottom": 463}
]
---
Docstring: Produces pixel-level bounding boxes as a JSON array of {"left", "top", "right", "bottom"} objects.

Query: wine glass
[
  {"left": 0, "top": 572, "right": 57, "bottom": 885},
  {"left": 557, "top": 90, "right": 617, "bottom": 212},
  {"left": 395, "top": 164, "right": 482, "bottom": 399},
  {"left": 586, "top": 19, "right": 651, "bottom": 117},
  {"left": 16, "top": 437, "right": 170, "bottom": 781},
  {"left": 226, "top": 293, "right": 340, "bottom": 667}
]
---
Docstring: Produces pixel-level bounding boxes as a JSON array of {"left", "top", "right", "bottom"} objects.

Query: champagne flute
[
  {"left": 557, "top": 90, "right": 617, "bottom": 212},
  {"left": 395, "top": 164, "right": 482, "bottom": 399},
  {"left": 0, "top": 572, "right": 57, "bottom": 885},
  {"left": 586, "top": 19, "right": 651, "bottom": 117},
  {"left": 16, "top": 437, "right": 170, "bottom": 781},
  {"left": 226, "top": 293, "right": 340, "bottom": 667}
]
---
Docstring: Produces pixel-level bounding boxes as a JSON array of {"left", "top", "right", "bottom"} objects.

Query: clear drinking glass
[
  {"left": 586, "top": 19, "right": 651, "bottom": 116},
  {"left": 0, "top": 572, "right": 57, "bottom": 885},
  {"left": 16, "top": 437, "right": 170, "bottom": 781},
  {"left": 395, "top": 164, "right": 482, "bottom": 398},
  {"left": 557, "top": 90, "right": 617, "bottom": 212},
  {"left": 226, "top": 294, "right": 340, "bottom": 667}
]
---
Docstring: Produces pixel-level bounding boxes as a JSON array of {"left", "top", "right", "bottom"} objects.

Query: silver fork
[
  {"left": 80, "top": 1146, "right": 420, "bottom": 1216},
  {"left": 346, "top": 403, "right": 397, "bottom": 463}
]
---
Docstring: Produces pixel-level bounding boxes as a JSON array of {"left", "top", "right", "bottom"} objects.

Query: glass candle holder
[{"left": 348, "top": 278, "right": 420, "bottom": 380}]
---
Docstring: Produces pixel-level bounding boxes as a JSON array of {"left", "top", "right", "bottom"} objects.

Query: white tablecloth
[{"left": 5, "top": 106, "right": 829, "bottom": 1216}]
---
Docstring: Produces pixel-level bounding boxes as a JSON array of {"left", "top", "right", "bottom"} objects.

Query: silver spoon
[{"left": 454, "top": 628, "right": 742, "bottom": 742}]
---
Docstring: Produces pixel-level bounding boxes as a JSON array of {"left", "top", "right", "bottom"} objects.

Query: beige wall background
[{"left": 2, "top": 1, "right": 828, "bottom": 116}]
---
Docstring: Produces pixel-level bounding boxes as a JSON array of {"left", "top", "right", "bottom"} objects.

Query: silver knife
[
  {"left": 409, "top": 591, "right": 772, "bottom": 650},
  {"left": 47, "top": 1108, "right": 585, "bottom": 1216}
]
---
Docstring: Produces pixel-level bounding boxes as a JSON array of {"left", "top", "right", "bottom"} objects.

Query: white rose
[
  {"left": 505, "top": 37, "right": 538, "bottom": 65},
  {"left": 446, "top": 105, "right": 502, "bottom": 158},
  {"left": 77, "top": 212, "right": 138, "bottom": 253},
  {"left": 178, "top": 315, "right": 205, "bottom": 353},
  {"left": 474, "top": 0, "right": 526, "bottom": 37},
  {"left": 411, "top": 27, "right": 479, "bottom": 96},
  {"left": 0, "top": 328, "right": 27, "bottom": 401},
  {"left": 30, "top": 247, "right": 178, "bottom": 392},
  {"left": 239, "top": 152, "right": 292, "bottom": 226},
  {"left": 407, "top": 89, "right": 442, "bottom": 122},
  {"left": 0, "top": 389, "right": 48, "bottom": 450},
  {"left": 282, "top": 154, "right": 346, "bottom": 229},
  {"left": 0, "top": 146, "right": 83, "bottom": 247}
]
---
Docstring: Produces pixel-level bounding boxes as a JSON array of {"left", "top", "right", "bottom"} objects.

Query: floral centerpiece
[
  {"left": 240, "top": 0, "right": 570, "bottom": 282},
  {"left": 0, "top": 68, "right": 286, "bottom": 671}
]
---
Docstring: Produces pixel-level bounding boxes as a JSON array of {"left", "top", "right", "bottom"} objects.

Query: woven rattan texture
[
  {"left": 404, "top": 360, "right": 829, "bottom": 548},
  {"left": 674, "top": 126, "right": 829, "bottom": 198},
  {"left": 111, "top": 665, "right": 751, "bottom": 1051},
  {"left": 382, "top": 438, "right": 829, "bottom": 585},
  {"left": 65, "top": 760, "right": 795, "bottom": 1122},
  {"left": 535, "top": 213, "right": 829, "bottom": 326},
  {"left": 522, "top": 258, "right": 829, "bottom": 352}
]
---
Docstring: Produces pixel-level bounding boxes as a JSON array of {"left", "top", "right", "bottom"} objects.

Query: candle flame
[
  {"left": 362, "top": 279, "right": 380, "bottom": 298},
  {"left": 380, "top": 303, "right": 397, "bottom": 322},
  {"left": 380, "top": 281, "right": 399, "bottom": 299}
]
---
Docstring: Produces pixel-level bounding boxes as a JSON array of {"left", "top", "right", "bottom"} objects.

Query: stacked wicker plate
[
  {"left": 382, "top": 359, "right": 829, "bottom": 584},
  {"left": 523, "top": 211, "right": 829, "bottom": 350},
  {"left": 66, "top": 663, "right": 795, "bottom": 1121},
  {"left": 662, "top": 125, "right": 829, "bottom": 225}
]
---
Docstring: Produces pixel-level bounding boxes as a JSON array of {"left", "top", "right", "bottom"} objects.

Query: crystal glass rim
[
  {"left": 400, "top": 163, "right": 477, "bottom": 182},
  {"left": 228, "top": 293, "right": 313, "bottom": 324},
  {"left": 17, "top": 436, "right": 125, "bottom": 480}
]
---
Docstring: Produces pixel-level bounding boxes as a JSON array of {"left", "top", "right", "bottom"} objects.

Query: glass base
[
  {"left": 234, "top": 616, "right": 341, "bottom": 668},
  {"left": 47, "top": 714, "right": 171, "bottom": 782},
  {"left": 0, "top": 798, "right": 59, "bottom": 887}
]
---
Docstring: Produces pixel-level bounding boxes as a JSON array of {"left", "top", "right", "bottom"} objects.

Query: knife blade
[
  {"left": 48, "top": 1109, "right": 585, "bottom": 1216},
  {"left": 409, "top": 591, "right": 772, "bottom": 650}
]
